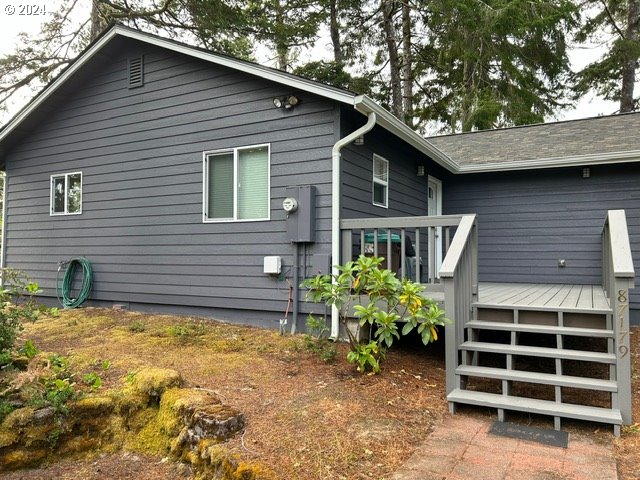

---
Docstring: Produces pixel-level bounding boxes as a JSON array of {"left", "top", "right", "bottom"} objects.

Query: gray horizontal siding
[
  {"left": 444, "top": 164, "right": 640, "bottom": 315},
  {"left": 340, "top": 109, "right": 448, "bottom": 220},
  {"left": 4, "top": 39, "right": 338, "bottom": 323}
]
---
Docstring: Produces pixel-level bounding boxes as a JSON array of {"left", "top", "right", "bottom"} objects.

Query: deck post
[
  {"left": 341, "top": 229, "right": 353, "bottom": 265},
  {"left": 612, "top": 277, "right": 633, "bottom": 424},
  {"left": 444, "top": 276, "right": 457, "bottom": 397},
  {"left": 603, "top": 210, "right": 635, "bottom": 425}
]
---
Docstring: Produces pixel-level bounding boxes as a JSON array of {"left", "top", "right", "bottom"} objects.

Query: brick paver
[{"left": 391, "top": 415, "right": 618, "bottom": 480}]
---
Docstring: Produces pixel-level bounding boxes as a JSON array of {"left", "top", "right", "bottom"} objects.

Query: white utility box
[{"left": 263, "top": 256, "right": 282, "bottom": 274}]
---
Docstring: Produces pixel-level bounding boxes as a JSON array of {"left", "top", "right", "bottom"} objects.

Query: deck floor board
[{"left": 477, "top": 282, "right": 610, "bottom": 312}]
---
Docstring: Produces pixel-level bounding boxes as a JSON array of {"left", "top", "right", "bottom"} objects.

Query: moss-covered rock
[
  {"left": 0, "top": 367, "right": 260, "bottom": 478},
  {"left": 71, "top": 396, "right": 114, "bottom": 418},
  {"left": 129, "top": 367, "right": 182, "bottom": 397},
  {"left": 0, "top": 446, "right": 48, "bottom": 470}
]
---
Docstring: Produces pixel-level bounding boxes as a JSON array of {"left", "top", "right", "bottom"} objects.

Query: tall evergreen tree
[
  {"left": 415, "top": 0, "right": 578, "bottom": 132},
  {"left": 247, "top": 0, "right": 323, "bottom": 70},
  {"left": 573, "top": 0, "right": 640, "bottom": 112}
]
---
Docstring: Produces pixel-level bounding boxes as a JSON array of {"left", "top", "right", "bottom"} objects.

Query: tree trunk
[
  {"left": 90, "top": 0, "right": 107, "bottom": 40},
  {"left": 382, "top": 0, "right": 403, "bottom": 119},
  {"left": 401, "top": 0, "right": 413, "bottom": 125},
  {"left": 274, "top": 0, "right": 289, "bottom": 71},
  {"left": 620, "top": 0, "right": 640, "bottom": 112},
  {"left": 330, "top": 0, "right": 343, "bottom": 63}
]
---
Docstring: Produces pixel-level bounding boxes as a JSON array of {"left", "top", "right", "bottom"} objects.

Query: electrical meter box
[{"left": 285, "top": 185, "right": 316, "bottom": 243}]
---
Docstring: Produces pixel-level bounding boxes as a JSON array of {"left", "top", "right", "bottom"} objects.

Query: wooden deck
[{"left": 476, "top": 282, "right": 611, "bottom": 313}]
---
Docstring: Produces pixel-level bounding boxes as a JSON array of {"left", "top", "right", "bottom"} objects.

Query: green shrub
[
  {"left": 303, "top": 255, "right": 448, "bottom": 373},
  {"left": 303, "top": 315, "right": 337, "bottom": 364},
  {"left": 0, "top": 269, "right": 43, "bottom": 356},
  {"left": 129, "top": 320, "right": 145, "bottom": 333}
]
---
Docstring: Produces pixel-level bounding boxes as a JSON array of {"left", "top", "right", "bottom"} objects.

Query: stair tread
[
  {"left": 473, "top": 302, "right": 612, "bottom": 314},
  {"left": 447, "top": 389, "right": 622, "bottom": 424},
  {"left": 466, "top": 320, "right": 613, "bottom": 337},
  {"left": 460, "top": 341, "right": 616, "bottom": 363},
  {"left": 455, "top": 365, "right": 617, "bottom": 391}
]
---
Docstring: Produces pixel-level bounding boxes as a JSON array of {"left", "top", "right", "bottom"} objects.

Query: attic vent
[{"left": 128, "top": 56, "right": 144, "bottom": 88}]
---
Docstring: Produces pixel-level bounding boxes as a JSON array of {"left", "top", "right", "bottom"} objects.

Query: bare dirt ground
[{"left": 2, "top": 308, "right": 639, "bottom": 480}]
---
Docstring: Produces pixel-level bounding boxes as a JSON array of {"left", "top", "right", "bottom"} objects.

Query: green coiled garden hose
[{"left": 56, "top": 257, "right": 93, "bottom": 308}]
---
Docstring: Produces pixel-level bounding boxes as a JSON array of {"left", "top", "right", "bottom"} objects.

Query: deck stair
[{"left": 447, "top": 283, "right": 624, "bottom": 434}]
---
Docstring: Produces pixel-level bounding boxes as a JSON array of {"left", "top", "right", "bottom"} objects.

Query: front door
[{"left": 427, "top": 176, "right": 443, "bottom": 280}]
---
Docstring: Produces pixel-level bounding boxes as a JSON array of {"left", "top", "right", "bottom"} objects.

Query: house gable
[{"left": 3, "top": 35, "right": 339, "bottom": 322}]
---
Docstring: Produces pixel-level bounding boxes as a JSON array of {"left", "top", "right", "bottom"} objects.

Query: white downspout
[
  {"left": 330, "top": 111, "right": 377, "bottom": 339},
  {"left": 0, "top": 172, "right": 6, "bottom": 275}
]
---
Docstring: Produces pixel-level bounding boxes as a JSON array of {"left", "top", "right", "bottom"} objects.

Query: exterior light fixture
[
  {"left": 582, "top": 167, "right": 591, "bottom": 178},
  {"left": 354, "top": 135, "right": 365, "bottom": 146},
  {"left": 417, "top": 165, "right": 426, "bottom": 176},
  {"left": 273, "top": 95, "right": 300, "bottom": 110}
]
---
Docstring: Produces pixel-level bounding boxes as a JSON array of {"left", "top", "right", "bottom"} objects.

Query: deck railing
[
  {"left": 339, "top": 214, "right": 468, "bottom": 290},
  {"left": 602, "top": 209, "right": 635, "bottom": 424},
  {"left": 339, "top": 214, "right": 478, "bottom": 396}
]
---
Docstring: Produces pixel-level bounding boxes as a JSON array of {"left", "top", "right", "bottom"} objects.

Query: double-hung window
[
  {"left": 50, "top": 172, "right": 82, "bottom": 215},
  {"left": 204, "top": 144, "right": 270, "bottom": 222},
  {"left": 372, "top": 154, "right": 389, "bottom": 208}
]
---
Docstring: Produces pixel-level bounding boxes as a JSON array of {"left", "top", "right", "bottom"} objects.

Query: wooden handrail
[
  {"left": 605, "top": 210, "right": 635, "bottom": 279},
  {"left": 439, "top": 215, "right": 477, "bottom": 278}
]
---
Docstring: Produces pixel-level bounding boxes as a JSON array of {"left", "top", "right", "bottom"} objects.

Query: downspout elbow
[{"left": 329, "top": 111, "right": 377, "bottom": 340}]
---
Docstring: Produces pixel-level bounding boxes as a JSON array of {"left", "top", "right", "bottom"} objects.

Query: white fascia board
[
  {"left": 0, "top": 25, "right": 356, "bottom": 145},
  {"left": 456, "top": 149, "right": 640, "bottom": 173},
  {"left": 353, "top": 95, "right": 459, "bottom": 172}
]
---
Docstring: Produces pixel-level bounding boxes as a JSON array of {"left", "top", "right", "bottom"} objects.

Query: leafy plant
[
  {"left": 83, "top": 372, "right": 103, "bottom": 391},
  {"left": 303, "top": 255, "right": 448, "bottom": 373},
  {"left": 0, "top": 269, "right": 44, "bottom": 357},
  {"left": 0, "top": 397, "right": 15, "bottom": 422},
  {"left": 101, "top": 360, "right": 111, "bottom": 371},
  {"left": 126, "top": 371, "right": 137, "bottom": 384},
  {"left": 18, "top": 340, "right": 39, "bottom": 359},
  {"left": 45, "top": 378, "right": 76, "bottom": 414},
  {"left": 303, "top": 314, "right": 337, "bottom": 364}
]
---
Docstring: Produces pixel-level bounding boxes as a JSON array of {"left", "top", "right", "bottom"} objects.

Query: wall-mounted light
[
  {"left": 354, "top": 135, "right": 365, "bottom": 146},
  {"left": 273, "top": 95, "right": 300, "bottom": 110},
  {"left": 582, "top": 167, "right": 591, "bottom": 178},
  {"left": 417, "top": 165, "right": 425, "bottom": 176}
]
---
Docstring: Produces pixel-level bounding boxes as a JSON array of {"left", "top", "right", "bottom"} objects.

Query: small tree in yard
[{"left": 302, "top": 255, "right": 448, "bottom": 374}]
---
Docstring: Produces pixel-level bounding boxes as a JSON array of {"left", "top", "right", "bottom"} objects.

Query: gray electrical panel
[{"left": 285, "top": 185, "right": 316, "bottom": 243}]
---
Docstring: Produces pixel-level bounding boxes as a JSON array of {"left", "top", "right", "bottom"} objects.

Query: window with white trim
[
  {"left": 204, "top": 145, "right": 270, "bottom": 222},
  {"left": 372, "top": 154, "right": 389, "bottom": 208},
  {"left": 50, "top": 172, "right": 82, "bottom": 215}
]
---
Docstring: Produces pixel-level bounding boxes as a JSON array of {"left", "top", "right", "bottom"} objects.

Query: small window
[
  {"left": 204, "top": 145, "right": 270, "bottom": 222},
  {"left": 372, "top": 154, "right": 388, "bottom": 208},
  {"left": 50, "top": 172, "right": 82, "bottom": 215}
]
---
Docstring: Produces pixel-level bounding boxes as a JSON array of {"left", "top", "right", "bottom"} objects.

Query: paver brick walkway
[{"left": 391, "top": 415, "right": 618, "bottom": 480}]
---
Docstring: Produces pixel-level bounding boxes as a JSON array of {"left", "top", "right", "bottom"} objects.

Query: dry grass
[
  {"left": 6, "top": 307, "right": 448, "bottom": 480},
  {"left": 6, "top": 308, "right": 640, "bottom": 479}
]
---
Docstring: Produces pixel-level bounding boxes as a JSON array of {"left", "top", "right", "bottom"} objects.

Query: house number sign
[{"left": 618, "top": 289, "right": 629, "bottom": 359}]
